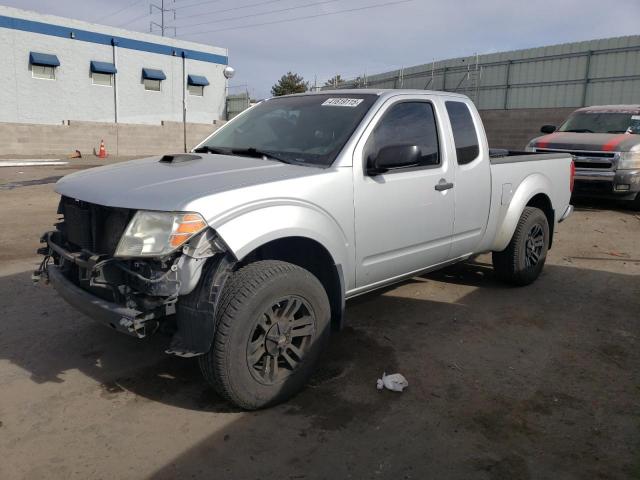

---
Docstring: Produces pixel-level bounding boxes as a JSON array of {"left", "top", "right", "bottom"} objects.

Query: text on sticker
[{"left": 322, "top": 98, "right": 364, "bottom": 107}]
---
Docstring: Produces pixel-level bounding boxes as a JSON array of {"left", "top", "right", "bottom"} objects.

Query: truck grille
[
  {"left": 535, "top": 148, "right": 615, "bottom": 170},
  {"left": 58, "top": 196, "right": 135, "bottom": 255}
]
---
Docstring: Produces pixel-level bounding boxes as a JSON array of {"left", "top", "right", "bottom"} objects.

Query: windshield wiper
[
  {"left": 563, "top": 128, "right": 594, "bottom": 133},
  {"left": 193, "top": 145, "right": 231, "bottom": 154},
  {"left": 607, "top": 130, "right": 627, "bottom": 133},
  {"left": 231, "top": 147, "right": 292, "bottom": 164}
]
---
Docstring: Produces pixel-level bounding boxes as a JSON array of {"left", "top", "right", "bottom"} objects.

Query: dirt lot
[{"left": 1, "top": 159, "right": 639, "bottom": 480}]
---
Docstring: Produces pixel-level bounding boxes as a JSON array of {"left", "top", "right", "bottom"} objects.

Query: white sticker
[{"left": 322, "top": 98, "right": 364, "bottom": 107}]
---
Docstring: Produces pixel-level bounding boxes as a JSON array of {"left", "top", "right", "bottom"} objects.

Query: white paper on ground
[{"left": 376, "top": 372, "right": 409, "bottom": 392}]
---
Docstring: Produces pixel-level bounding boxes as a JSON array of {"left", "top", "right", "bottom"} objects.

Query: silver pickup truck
[
  {"left": 526, "top": 105, "right": 640, "bottom": 208},
  {"left": 36, "top": 90, "right": 574, "bottom": 409}
]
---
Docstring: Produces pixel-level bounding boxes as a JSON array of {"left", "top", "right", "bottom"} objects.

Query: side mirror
[
  {"left": 367, "top": 144, "right": 421, "bottom": 175},
  {"left": 540, "top": 124, "right": 557, "bottom": 134}
]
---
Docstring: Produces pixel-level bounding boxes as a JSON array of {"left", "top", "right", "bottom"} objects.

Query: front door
[{"left": 353, "top": 98, "right": 455, "bottom": 289}]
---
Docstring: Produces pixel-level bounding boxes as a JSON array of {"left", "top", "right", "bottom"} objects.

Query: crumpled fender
[{"left": 491, "top": 173, "right": 553, "bottom": 252}]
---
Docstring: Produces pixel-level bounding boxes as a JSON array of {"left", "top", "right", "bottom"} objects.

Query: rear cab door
[{"left": 444, "top": 98, "right": 492, "bottom": 258}]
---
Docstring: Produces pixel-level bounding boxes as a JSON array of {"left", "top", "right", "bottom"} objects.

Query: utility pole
[{"left": 150, "top": 0, "right": 176, "bottom": 36}]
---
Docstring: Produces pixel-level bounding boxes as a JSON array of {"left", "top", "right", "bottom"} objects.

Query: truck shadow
[
  {"left": 147, "top": 261, "right": 639, "bottom": 479},
  {"left": 1, "top": 261, "right": 639, "bottom": 478}
]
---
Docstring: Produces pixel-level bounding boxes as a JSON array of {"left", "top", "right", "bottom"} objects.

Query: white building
[{"left": 0, "top": 5, "right": 229, "bottom": 126}]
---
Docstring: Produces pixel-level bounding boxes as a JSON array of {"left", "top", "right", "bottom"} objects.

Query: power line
[
  {"left": 171, "top": 0, "right": 226, "bottom": 11},
  {"left": 94, "top": 0, "right": 145, "bottom": 23},
  {"left": 173, "top": 0, "right": 286, "bottom": 22},
  {"left": 179, "top": 0, "right": 413, "bottom": 37},
  {"left": 117, "top": 11, "right": 150, "bottom": 27},
  {"left": 171, "top": 0, "right": 340, "bottom": 29}
]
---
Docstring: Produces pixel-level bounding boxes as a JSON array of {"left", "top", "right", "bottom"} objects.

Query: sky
[{"left": 3, "top": 0, "right": 640, "bottom": 99}]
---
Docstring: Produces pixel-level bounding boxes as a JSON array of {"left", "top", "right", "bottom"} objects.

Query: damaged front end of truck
[{"left": 34, "top": 196, "right": 235, "bottom": 357}]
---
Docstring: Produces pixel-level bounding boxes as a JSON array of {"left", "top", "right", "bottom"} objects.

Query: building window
[
  {"left": 187, "top": 84, "right": 204, "bottom": 96},
  {"left": 142, "top": 68, "right": 166, "bottom": 91},
  {"left": 90, "top": 61, "right": 117, "bottom": 87},
  {"left": 29, "top": 51, "right": 60, "bottom": 81},
  {"left": 32, "top": 64, "right": 56, "bottom": 80},
  {"left": 187, "top": 74, "right": 209, "bottom": 97},
  {"left": 144, "top": 78, "right": 161, "bottom": 91},
  {"left": 92, "top": 72, "right": 113, "bottom": 87}
]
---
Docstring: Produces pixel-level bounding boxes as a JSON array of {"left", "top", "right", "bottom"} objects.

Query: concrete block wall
[
  {"left": 0, "top": 106, "right": 578, "bottom": 157},
  {"left": 0, "top": 120, "right": 223, "bottom": 157},
  {"left": 479, "top": 107, "right": 575, "bottom": 150}
]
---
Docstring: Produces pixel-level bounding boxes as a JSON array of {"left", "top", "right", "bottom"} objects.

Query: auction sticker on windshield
[{"left": 322, "top": 98, "right": 364, "bottom": 107}]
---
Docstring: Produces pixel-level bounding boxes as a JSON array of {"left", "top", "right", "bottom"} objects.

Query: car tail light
[{"left": 570, "top": 160, "right": 575, "bottom": 193}]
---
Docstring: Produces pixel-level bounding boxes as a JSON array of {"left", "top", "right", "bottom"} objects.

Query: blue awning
[
  {"left": 142, "top": 68, "right": 166, "bottom": 81},
  {"left": 90, "top": 61, "right": 117, "bottom": 74},
  {"left": 187, "top": 74, "right": 209, "bottom": 86},
  {"left": 29, "top": 52, "right": 60, "bottom": 67}
]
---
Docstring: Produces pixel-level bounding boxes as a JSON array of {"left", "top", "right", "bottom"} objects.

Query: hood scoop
[{"left": 159, "top": 154, "right": 202, "bottom": 164}]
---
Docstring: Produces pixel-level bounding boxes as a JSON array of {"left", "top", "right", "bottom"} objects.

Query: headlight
[
  {"left": 115, "top": 211, "right": 208, "bottom": 257},
  {"left": 619, "top": 150, "right": 640, "bottom": 170}
]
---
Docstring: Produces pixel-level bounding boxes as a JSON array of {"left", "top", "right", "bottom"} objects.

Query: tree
[
  {"left": 324, "top": 74, "right": 344, "bottom": 88},
  {"left": 271, "top": 72, "right": 308, "bottom": 96}
]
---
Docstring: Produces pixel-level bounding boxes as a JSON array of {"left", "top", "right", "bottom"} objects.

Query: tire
[
  {"left": 199, "top": 260, "right": 331, "bottom": 410},
  {"left": 492, "top": 207, "right": 549, "bottom": 287},
  {"left": 631, "top": 192, "right": 640, "bottom": 211}
]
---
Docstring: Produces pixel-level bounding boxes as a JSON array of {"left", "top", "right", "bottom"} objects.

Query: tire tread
[
  {"left": 492, "top": 206, "right": 548, "bottom": 286},
  {"left": 199, "top": 260, "right": 323, "bottom": 409}
]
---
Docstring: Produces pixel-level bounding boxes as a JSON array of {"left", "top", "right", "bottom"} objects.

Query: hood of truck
[
  {"left": 529, "top": 132, "right": 640, "bottom": 152},
  {"left": 55, "top": 154, "right": 325, "bottom": 211}
]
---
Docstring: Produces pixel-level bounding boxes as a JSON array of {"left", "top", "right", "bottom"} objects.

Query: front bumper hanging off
[
  {"left": 46, "top": 265, "right": 156, "bottom": 337},
  {"left": 35, "top": 230, "right": 180, "bottom": 338},
  {"left": 36, "top": 228, "right": 235, "bottom": 356}
]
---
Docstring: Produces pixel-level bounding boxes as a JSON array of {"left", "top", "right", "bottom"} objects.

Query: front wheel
[
  {"left": 492, "top": 206, "right": 549, "bottom": 286},
  {"left": 199, "top": 260, "right": 331, "bottom": 410}
]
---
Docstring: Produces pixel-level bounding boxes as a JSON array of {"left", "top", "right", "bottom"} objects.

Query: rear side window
[
  {"left": 446, "top": 101, "right": 479, "bottom": 165},
  {"left": 367, "top": 102, "right": 440, "bottom": 168}
]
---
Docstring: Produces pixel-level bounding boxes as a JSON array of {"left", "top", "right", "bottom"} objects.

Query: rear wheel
[
  {"left": 492, "top": 207, "right": 549, "bottom": 286},
  {"left": 199, "top": 260, "right": 330, "bottom": 410}
]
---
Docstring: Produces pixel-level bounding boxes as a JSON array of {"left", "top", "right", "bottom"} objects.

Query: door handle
[{"left": 435, "top": 180, "right": 454, "bottom": 191}]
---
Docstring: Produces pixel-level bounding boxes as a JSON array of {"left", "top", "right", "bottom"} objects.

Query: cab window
[
  {"left": 446, "top": 101, "right": 480, "bottom": 165},
  {"left": 366, "top": 102, "right": 440, "bottom": 169}
]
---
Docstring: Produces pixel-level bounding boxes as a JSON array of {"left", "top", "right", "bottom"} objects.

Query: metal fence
[
  {"left": 323, "top": 35, "right": 640, "bottom": 110},
  {"left": 226, "top": 92, "right": 251, "bottom": 120}
]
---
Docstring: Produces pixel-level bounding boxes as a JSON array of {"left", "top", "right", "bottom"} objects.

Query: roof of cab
[{"left": 280, "top": 88, "right": 470, "bottom": 100}]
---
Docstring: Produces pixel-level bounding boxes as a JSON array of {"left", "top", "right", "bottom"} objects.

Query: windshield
[
  {"left": 198, "top": 93, "right": 378, "bottom": 167},
  {"left": 559, "top": 110, "right": 640, "bottom": 134}
]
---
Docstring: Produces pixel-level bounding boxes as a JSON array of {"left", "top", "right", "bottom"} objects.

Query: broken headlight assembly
[{"left": 115, "top": 211, "right": 208, "bottom": 258}]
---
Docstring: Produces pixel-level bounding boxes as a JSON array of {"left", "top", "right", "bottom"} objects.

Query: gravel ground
[{"left": 0, "top": 161, "right": 639, "bottom": 480}]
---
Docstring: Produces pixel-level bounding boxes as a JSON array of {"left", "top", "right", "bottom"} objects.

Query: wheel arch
[
  {"left": 492, "top": 173, "right": 555, "bottom": 252},
  {"left": 239, "top": 236, "right": 346, "bottom": 332}
]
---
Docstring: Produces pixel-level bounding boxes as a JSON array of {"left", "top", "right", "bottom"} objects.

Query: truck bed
[
  {"left": 477, "top": 151, "right": 573, "bottom": 253},
  {"left": 489, "top": 149, "right": 570, "bottom": 164}
]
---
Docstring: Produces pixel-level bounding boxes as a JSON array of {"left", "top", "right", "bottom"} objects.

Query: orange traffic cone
[{"left": 98, "top": 139, "right": 107, "bottom": 159}]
